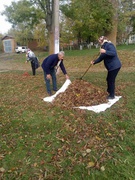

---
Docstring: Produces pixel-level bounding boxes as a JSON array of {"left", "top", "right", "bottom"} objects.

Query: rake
[{"left": 79, "top": 52, "right": 100, "bottom": 80}]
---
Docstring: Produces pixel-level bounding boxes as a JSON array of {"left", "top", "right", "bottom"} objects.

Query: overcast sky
[{"left": 0, "top": 0, "right": 18, "bottom": 34}]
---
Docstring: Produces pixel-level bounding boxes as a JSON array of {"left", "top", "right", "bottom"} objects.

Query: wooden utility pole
[{"left": 54, "top": 0, "right": 59, "bottom": 53}]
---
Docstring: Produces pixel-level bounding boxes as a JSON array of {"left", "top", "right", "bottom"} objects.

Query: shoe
[
  {"left": 107, "top": 95, "right": 115, "bottom": 100},
  {"left": 53, "top": 89, "right": 58, "bottom": 92}
]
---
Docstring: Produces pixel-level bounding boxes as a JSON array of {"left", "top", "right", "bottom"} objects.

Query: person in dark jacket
[
  {"left": 91, "top": 36, "right": 122, "bottom": 100},
  {"left": 41, "top": 51, "right": 69, "bottom": 95}
]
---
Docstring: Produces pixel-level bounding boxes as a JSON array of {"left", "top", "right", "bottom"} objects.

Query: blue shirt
[
  {"left": 41, "top": 54, "right": 67, "bottom": 75},
  {"left": 94, "top": 42, "right": 122, "bottom": 71}
]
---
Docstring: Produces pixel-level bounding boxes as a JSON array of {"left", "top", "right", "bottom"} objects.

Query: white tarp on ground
[
  {"left": 43, "top": 79, "right": 72, "bottom": 103},
  {"left": 43, "top": 80, "right": 122, "bottom": 113},
  {"left": 75, "top": 96, "right": 122, "bottom": 113}
]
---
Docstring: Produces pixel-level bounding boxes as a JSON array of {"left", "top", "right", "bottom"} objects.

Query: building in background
[
  {"left": 1, "top": 35, "right": 41, "bottom": 53},
  {"left": 128, "top": 34, "right": 135, "bottom": 44},
  {"left": 2, "top": 35, "right": 16, "bottom": 53}
]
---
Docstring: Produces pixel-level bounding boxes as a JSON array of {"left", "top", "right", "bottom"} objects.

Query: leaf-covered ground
[{"left": 0, "top": 47, "right": 135, "bottom": 179}]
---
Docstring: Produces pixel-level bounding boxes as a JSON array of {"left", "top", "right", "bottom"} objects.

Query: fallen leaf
[
  {"left": 87, "top": 161, "right": 95, "bottom": 168},
  {"left": 33, "top": 163, "right": 38, "bottom": 167},
  {"left": 39, "top": 149, "right": 43, "bottom": 153},
  {"left": 82, "top": 152, "right": 87, "bottom": 157},
  {"left": 86, "top": 149, "right": 91, "bottom": 153},
  {"left": 96, "top": 136, "right": 101, "bottom": 141},
  {"left": 0, "top": 167, "right": 5, "bottom": 173},
  {"left": 100, "top": 166, "right": 105, "bottom": 171}
]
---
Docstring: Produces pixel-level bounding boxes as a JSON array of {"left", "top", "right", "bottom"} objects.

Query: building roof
[{"left": 1, "top": 35, "right": 14, "bottom": 40}]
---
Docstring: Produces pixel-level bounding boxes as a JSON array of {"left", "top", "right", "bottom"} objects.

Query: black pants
[
  {"left": 31, "top": 60, "right": 36, "bottom": 76},
  {"left": 106, "top": 68, "right": 120, "bottom": 97}
]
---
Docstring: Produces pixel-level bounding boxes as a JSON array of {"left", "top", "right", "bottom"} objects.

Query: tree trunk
[
  {"left": 48, "top": 30, "right": 55, "bottom": 54},
  {"left": 106, "top": 0, "right": 119, "bottom": 46},
  {"left": 45, "top": 0, "right": 55, "bottom": 54}
]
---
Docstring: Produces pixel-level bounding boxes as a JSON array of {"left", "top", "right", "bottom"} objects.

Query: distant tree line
[{"left": 1, "top": 0, "right": 135, "bottom": 53}]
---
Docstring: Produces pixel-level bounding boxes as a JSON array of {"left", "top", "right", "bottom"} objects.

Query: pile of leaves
[{"left": 54, "top": 80, "right": 107, "bottom": 108}]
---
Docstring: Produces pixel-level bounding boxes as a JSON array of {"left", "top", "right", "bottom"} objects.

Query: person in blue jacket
[
  {"left": 41, "top": 51, "right": 69, "bottom": 95},
  {"left": 91, "top": 36, "right": 122, "bottom": 100}
]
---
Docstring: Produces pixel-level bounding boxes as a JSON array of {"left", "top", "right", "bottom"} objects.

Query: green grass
[
  {"left": 117, "top": 44, "right": 135, "bottom": 51},
  {"left": 0, "top": 46, "right": 135, "bottom": 179}
]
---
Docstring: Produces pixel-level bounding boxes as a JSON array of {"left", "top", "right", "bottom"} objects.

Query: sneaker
[
  {"left": 107, "top": 95, "right": 115, "bottom": 100},
  {"left": 53, "top": 89, "right": 58, "bottom": 92}
]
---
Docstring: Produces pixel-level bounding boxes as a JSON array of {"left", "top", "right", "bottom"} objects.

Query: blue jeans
[{"left": 43, "top": 69, "right": 57, "bottom": 94}]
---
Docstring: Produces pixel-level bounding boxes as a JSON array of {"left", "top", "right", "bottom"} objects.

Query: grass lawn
[{"left": 0, "top": 45, "right": 135, "bottom": 179}]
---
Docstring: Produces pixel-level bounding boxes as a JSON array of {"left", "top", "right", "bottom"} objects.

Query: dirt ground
[{"left": 0, "top": 53, "right": 33, "bottom": 72}]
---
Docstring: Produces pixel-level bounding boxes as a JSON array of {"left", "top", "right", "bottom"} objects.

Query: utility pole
[{"left": 54, "top": 0, "right": 59, "bottom": 53}]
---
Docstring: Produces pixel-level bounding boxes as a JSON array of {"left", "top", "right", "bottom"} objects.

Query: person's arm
[
  {"left": 91, "top": 43, "right": 117, "bottom": 65},
  {"left": 26, "top": 52, "right": 30, "bottom": 62},
  {"left": 91, "top": 53, "right": 105, "bottom": 65},
  {"left": 101, "top": 43, "right": 117, "bottom": 56},
  {"left": 59, "top": 61, "right": 69, "bottom": 79},
  {"left": 59, "top": 61, "right": 67, "bottom": 74}
]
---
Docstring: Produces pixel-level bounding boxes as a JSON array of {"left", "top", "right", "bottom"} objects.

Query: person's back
[
  {"left": 41, "top": 54, "right": 58, "bottom": 71},
  {"left": 27, "top": 50, "right": 36, "bottom": 60}
]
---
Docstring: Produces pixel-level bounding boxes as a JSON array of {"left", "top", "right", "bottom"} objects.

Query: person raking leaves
[
  {"left": 41, "top": 51, "right": 69, "bottom": 96},
  {"left": 91, "top": 36, "right": 122, "bottom": 100},
  {"left": 26, "top": 49, "right": 40, "bottom": 76}
]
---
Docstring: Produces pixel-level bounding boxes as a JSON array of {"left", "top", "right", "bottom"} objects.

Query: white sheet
[
  {"left": 43, "top": 80, "right": 122, "bottom": 113},
  {"left": 74, "top": 96, "right": 122, "bottom": 113},
  {"left": 43, "top": 79, "right": 71, "bottom": 102}
]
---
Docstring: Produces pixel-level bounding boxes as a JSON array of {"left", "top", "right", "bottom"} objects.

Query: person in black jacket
[
  {"left": 41, "top": 51, "right": 69, "bottom": 95},
  {"left": 91, "top": 36, "right": 122, "bottom": 100}
]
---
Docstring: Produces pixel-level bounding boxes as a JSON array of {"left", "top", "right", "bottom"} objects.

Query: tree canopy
[
  {"left": 1, "top": 0, "right": 135, "bottom": 50},
  {"left": 61, "top": 0, "right": 113, "bottom": 43}
]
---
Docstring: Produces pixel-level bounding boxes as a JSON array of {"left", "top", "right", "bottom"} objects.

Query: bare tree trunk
[
  {"left": 48, "top": 31, "right": 55, "bottom": 54},
  {"left": 107, "top": 0, "right": 119, "bottom": 46},
  {"left": 38, "top": 0, "right": 59, "bottom": 54},
  {"left": 45, "top": 0, "right": 55, "bottom": 54}
]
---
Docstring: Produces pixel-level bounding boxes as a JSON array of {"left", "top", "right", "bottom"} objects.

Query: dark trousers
[
  {"left": 31, "top": 60, "right": 36, "bottom": 76},
  {"left": 43, "top": 68, "right": 57, "bottom": 94},
  {"left": 106, "top": 68, "right": 120, "bottom": 97}
]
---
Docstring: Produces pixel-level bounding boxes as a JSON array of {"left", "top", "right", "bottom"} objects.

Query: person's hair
[
  {"left": 98, "top": 36, "right": 108, "bottom": 43},
  {"left": 58, "top": 51, "right": 65, "bottom": 56}
]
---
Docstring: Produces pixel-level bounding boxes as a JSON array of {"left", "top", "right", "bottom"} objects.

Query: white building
[{"left": 128, "top": 35, "right": 135, "bottom": 44}]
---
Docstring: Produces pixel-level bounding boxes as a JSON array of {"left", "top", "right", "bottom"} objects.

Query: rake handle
[{"left": 80, "top": 64, "right": 92, "bottom": 80}]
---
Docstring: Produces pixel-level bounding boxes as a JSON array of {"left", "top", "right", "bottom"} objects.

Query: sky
[{"left": 0, "top": 0, "right": 18, "bottom": 34}]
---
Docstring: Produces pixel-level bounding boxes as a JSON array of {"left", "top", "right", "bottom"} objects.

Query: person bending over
[{"left": 41, "top": 51, "right": 69, "bottom": 96}]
